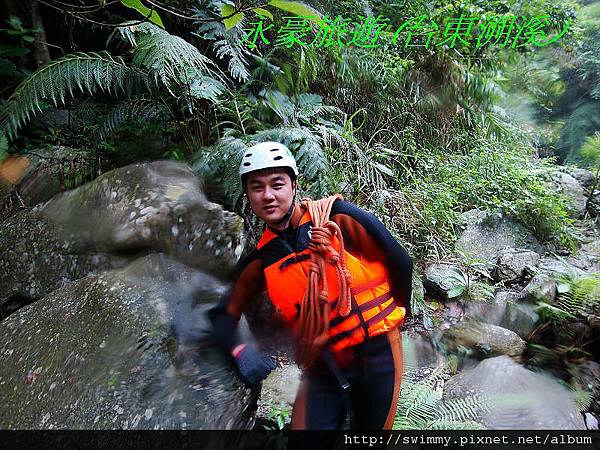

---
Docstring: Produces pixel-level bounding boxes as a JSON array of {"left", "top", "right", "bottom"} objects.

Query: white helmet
[{"left": 239, "top": 141, "right": 298, "bottom": 180}]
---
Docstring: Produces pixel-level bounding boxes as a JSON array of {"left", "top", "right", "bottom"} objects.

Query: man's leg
[
  {"left": 351, "top": 327, "right": 403, "bottom": 429},
  {"left": 288, "top": 369, "right": 347, "bottom": 450},
  {"left": 290, "top": 369, "right": 347, "bottom": 429}
]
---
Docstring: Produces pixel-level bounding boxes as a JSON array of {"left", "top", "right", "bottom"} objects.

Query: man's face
[{"left": 245, "top": 169, "right": 296, "bottom": 229}]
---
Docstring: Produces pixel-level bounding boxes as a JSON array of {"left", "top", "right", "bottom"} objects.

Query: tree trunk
[
  {"left": 28, "top": 0, "right": 51, "bottom": 67},
  {"left": 3, "top": 0, "right": 50, "bottom": 68}
]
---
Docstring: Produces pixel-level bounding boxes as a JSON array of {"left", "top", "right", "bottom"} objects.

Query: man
[{"left": 209, "top": 141, "right": 413, "bottom": 430}]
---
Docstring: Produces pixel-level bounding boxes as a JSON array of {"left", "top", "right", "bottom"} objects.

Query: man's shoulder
[{"left": 331, "top": 198, "right": 361, "bottom": 215}]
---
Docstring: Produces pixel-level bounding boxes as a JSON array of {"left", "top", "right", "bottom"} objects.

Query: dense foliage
[{"left": 0, "top": 0, "right": 590, "bottom": 260}]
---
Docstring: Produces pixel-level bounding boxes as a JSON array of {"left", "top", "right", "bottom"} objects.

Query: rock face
[
  {"left": 456, "top": 210, "right": 543, "bottom": 266},
  {"left": 493, "top": 249, "right": 540, "bottom": 283},
  {"left": 551, "top": 172, "right": 587, "bottom": 218},
  {"left": 443, "top": 356, "right": 586, "bottom": 429},
  {"left": 423, "top": 264, "right": 464, "bottom": 300},
  {"left": 0, "top": 211, "right": 126, "bottom": 318},
  {"left": 0, "top": 254, "right": 259, "bottom": 430},
  {"left": 464, "top": 290, "right": 512, "bottom": 326},
  {"left": 568, "top": 168, "right": 595, "bottom": 191},
  {"left": 499, "top": 298, "right": 540, "bottom": 339},
  {"left": 0, "top": 146, "right": 96, "bottom": 222},
  {"left": 0, "top": 161, "right": 245, "bottom": 319},
  {"left": 518, "top": 273, "right": 556, "bottom": 303},
  {"left": 40, "top": 160, "right": 245, "bottom": 275},
  {"left": 441, "top": 320, "right": 526, "bottom": 358}
]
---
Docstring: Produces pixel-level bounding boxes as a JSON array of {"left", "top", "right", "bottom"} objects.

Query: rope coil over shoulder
[{"left": 294, "top": 194, "right": 353, "bottom": 368}]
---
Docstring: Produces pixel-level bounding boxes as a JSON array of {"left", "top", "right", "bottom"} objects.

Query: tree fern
[
  {"left": 192, "top": 136, "right": 248, "bottom": 209},
  {"left": 129, "top": 24, "right": 223, "bottom": 94},
  {"left": 0, "top": 52, "right": 146, "bottom": 138},
  {"left": 394, "top": 361, "right": 514, "bottom": 430},
  {"left": 196, "top": 20, "right": 251, "bottom": 82},
  {"left": 96, "top": 98, "right": 168, "bottom": 140}
]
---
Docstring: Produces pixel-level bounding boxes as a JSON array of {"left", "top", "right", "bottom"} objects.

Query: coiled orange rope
[{"left": 294, "top": 194, "right": 353, "bottom": 368}]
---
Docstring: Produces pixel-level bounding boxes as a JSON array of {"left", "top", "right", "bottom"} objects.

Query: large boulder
[
  {"left": 550, "top": 172, "right": 587, "bottom": 218},
  {"left": 0, "top": 211, "right": 126, "bottom": 319},
  {"left": 441, "top": 320, "right": 526, "bottom": 359},
  {"left": 493, "top": 249, "right": 540, "bottom": 283},
  {"left": 0, "top": 254, "right": 259, "bottom": 430},
  {"left": 568, "top": 168, "right": 596, "bottom": 191},
  {"left": 443, "top": 356, "right": 586, "bottom": 429},
  {"left": 518, "top": 273, "right": 556, "bottom": 303},
  {"left": 0, "top": 161, "right": 245, "bottom": 318},
  {"left": 499, "top": 297, "right": 540, "bottom": 339},
  {"left": 40, "top": 160, "right": 245, "bottom": 275},
  {"left": 423, "top": 264, "right": 464, "bottom": 300},
  {"left": 456, "top": 210, "right": 543, "bottom": 267},
  {"left": 464, "top": 290, "right": 512, "bottom": 326}
]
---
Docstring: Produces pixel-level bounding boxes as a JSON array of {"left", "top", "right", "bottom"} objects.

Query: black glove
[{"left": 233, "top": 344, "right": 276, "bottom": 385}]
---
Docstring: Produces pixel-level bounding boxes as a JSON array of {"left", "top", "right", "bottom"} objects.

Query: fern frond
[
  {"left": 197, "top": 20, "right": 251, "bottom": 82},
  {"left": 112, "top": 21, "right": 162, "bottom": 47},
  {"left": 96, "top": 98, "right": 168, "bottom": 140},
  {"left": 188, "top": 74, "right": 226, "bottom": 103},
  {"left": 437, "top": 394, "right": 494, "bottom": 424},
  {"left": 191, "top": 136, "right": 248, "bottom": 209},
  {"left": 130, "top": 24, "right": 223, "bottom": 94},
  {"left": 1, "top": 51, "right": 146, "bottom": 139}
]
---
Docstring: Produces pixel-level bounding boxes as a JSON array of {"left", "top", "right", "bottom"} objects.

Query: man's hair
[{"left": 241, "top": 166, "right": 297, "bottom": 188}]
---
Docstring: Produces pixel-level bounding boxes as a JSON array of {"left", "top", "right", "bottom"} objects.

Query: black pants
[{"left": 290, "top": 327, "right": 403, "bottom": 430}]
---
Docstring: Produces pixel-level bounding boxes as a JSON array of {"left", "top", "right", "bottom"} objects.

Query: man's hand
[{"left": 232, "top": 344, "right": 276, "bottom": 385}]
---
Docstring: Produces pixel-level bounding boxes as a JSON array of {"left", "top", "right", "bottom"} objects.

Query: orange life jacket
[{"left": 257, "top": 208, "right": 406, "bottom": 352}]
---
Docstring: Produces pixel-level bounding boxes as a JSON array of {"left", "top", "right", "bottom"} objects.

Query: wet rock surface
[
  {"left": 456, "top": 209, "right": 544, "bottom": 266},
  {"left": 423, "top": 264, "right": 464, "bottom": 300},
  {"left": 550, "top": 172, "right": 587, "bottom": 218},
  {"left": 1, "top": 161, "right": 246, "bottom": 320},
  {"left": 493, "top": 249, "right": 540, "bottom": 283},
  {"left": 443, "top": 356, "right": 586, "bottom": 429},
  {"left": 39, "top": 160, "right": 245, "bottom": 277},
  {"left": 0, "top": 254, "right": 258, "bottom": 430},
  {"left": 441, "top": 320, "right": 526, "bottom": 359},
  {"left": 0, "top": 211, "right": 126, "bottom": 319}
]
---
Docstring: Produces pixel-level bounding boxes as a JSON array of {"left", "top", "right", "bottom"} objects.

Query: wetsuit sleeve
[
  {"left": 208, "top": 249, "right": 266, "bottom": 353},
  {"left": 330, "top": 199, "right": 413, "bottom": 318}
]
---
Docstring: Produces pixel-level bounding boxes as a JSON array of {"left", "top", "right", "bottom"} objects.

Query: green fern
[
  {"left": 192, "top": 136, "right": 248, "bottom": 209},
  {"left": 566, "top": 381, "right": 593, "bottom": 412},
  {"left": 196, "top": 20, "right": 251, "bottom": 82},
  {"left": 538, "top": 268, "right": 600, "bottom": 324},
  {"left": 394, "top": 361, "right": 518, "bottom": 430},
  {"left": 0, "top": 51, "right": 146, "bottom": 138},
  {"left": 130, "top": 25, "right": 222, "bottom": 93},
  {"left": 96, "top": 98, "right": 168, "bottom": 140}
]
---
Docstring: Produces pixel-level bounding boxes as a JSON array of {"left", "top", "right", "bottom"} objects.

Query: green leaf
[
  {"left": 374, "top": 162, "right": 394, "bottom": 176},
  {"left": 447, "top": 286, "right": 466, "bottom": 298},
  {"left": 0, "top": 44, "right": 29, "bottom": 57},
  {"left": 221, "top": 4, "right": 244, "bottom": 30},
  {"left": 253, "top": 7, "right": 273, "bottom": 20},
  {"left": 120, "top": 0, "right": 164, "bottom": 28},
  {"left": 268, "top": 0, "right": 318, "bottom": 21},
  {"left": 0, "top": 133, "right": 8, "bottom": 163}
]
